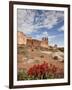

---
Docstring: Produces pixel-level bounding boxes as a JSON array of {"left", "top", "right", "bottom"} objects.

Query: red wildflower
[{"left": 27, "top": 61, "right": 58, "bottom": 79}]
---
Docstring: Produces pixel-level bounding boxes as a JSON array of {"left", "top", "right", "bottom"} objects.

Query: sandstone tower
[
  {"left": 41, "top": 37, "right": 48, "bottom": 48},
  {"left": 17, "top": 31, "right": 27, "bottom": 45}
]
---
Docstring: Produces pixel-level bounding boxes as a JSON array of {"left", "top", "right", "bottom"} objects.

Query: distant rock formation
[{"left": 17, "top": 31, "right": 48, "bottom": 48}]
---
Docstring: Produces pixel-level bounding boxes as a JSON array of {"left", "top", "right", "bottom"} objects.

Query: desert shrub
[
  {"left": 32, "top": 49, "right": 34, "bottom": 51},
  {"left": 17, "top": 45, "right": 28, "bottom": 55},
  {"left": 58, "top": 48, "right": 64, "bottom": 52},
  {"left": 17, "top": 70, "right": 28, "bottom": 80},
  {"left": 61, "top": 59, "right": 64, "bottom": 63},
  {"left": 53, "top": 56, "right": 58, "bottom": 60},
  {"left": 40, "top": 47, "right": 48, "bottom": 51},
  {"left": 40, "top": 55, "right": 44, "bottom": 58},
  {"left": 17, "top": 69, "right": 38, "bottom": 80}
]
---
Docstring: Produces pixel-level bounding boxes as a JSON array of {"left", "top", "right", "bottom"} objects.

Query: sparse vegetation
[
  {"left": 32, "top": 49, "right": 34, "bottom": 51},
  {"left": 40, "top": 47, "right": 49, "bottom": 51},
  {"left": 53, "top": 56, "right": 58, "bottom": 60},
  {"left": 40, "top": 55, "right": 44, "bottom": 58},
  {"left": 34, "top": 60, "right": 40, "bottom": 64},
  {"left": 17, "top": 70, "right": 28, "bottom": 80},
  {"left": 17, "top": 61, "right": 64, "bottom": 80},
  {"left": 17, "top": 45, "right": 64, "bottom": 80},
  {"left": 58, "top": 47, "right": 64, "bottom": 52}
]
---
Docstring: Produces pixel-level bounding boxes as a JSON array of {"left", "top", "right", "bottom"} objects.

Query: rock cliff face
[
  {"left": 17, "top": 31, "right": 26, "bottom": 45},
  {"left": 27, "top": 39, "right": 41, "bottom": 47},
  {"left": 41, "top": 37, "right": 48, "bottom": 48},
  {"left": 41, "top": 40, "right": 48, "bottom": 48},
  {"left": 17, "top": 31, "right": 48, "bottom": 48}
]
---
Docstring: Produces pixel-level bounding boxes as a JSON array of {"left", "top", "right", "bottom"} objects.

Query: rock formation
[
  {"left": 17, "top": 31, "right": 26, "bottom": 45},
  {"left": 17, "top": 31, "right": 48, "bottom": 48}
]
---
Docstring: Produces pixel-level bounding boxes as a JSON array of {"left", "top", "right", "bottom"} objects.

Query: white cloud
[
  {"left": 17, "top": 9, "right": 35, "bottom": 34},
  {"left": 48, "top": 35, "right": 56, "bottom": 39},
  {"left": 58, "top": 26, "right": 64, "bottom": 32},
  {"left": 17, "top": 9, "right": 64, "bottom": 34},
  {"left": 48, "top": 34, "right": 64, "bottom": 47},
  {"left": 42, "top": 32, "right": 48, "bottom": 37},
  {"left": 33, "top": 31, "right": 48, "bottom": 40},
  {"left": 33, "top": 32, "right": 58, "bottom": 40},
  {"left": 43, "top": 11, "right": 64, "bottom": 29}
]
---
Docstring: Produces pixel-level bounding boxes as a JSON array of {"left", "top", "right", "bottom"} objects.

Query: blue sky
[{"left": 17, "top": 9, "right": 64, "bottom": 47}]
